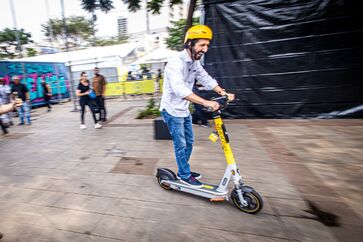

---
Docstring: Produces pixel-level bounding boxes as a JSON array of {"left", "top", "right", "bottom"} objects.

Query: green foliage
[
  {"left": 0, "top": 28, "right": 33, "bottom": 59},
  {"left": 94, "top": 35, "right": 128, "bottom": 46},
  {"left": 26, "top": 48, "right": 37, "bottom": 57},
  {"left": 137, "top": 98, "right": 161, "bottom": 119},
  {"left": 41, "top": 16, "right": 94, "bottom": 46},
  {"left": 165, "top": 17, "right": 199, "bottom": 51},
  {"left": 81, "top": 0, "right": 114, "bottom": 12},
  {"left": 123, "top": 0, "right": 183, "bottom": 14},
  {"left": 146, "top": 0, "right": 164, "bottom": 14}
]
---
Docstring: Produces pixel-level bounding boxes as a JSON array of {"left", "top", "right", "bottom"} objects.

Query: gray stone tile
[
  {"left": 27, "top": 190, "right": 64, "bottom": 206},
  {"left": 1, "top": 100, "right": 362, "bottom": 242},
  {"left": 52, "top": 193, "right": 91, "bottom": 210},
  {"left": 63, "top": 210, "right": 104, "bottom": 233},
  {"left": 80, "top": 196, "right": 117, "bottom": 214},
  {"left": 106, "top": 198, "right": 286, "bottom": 238},
  {"left": 280, "top": 217, "right": 338, "bottom": 242},
  {"left": 34, "top": 206, "right": 73, "bottom": 229}
]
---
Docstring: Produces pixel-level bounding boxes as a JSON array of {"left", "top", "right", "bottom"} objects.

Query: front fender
[{"left": 241, "top": 186, "right": 254, "bottom": 193}]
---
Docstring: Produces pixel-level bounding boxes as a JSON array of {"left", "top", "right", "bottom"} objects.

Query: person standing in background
[
  {"left": 1, "top": 90, "right": 23, "bottom": 136},
  {"left": 41, "top": 79, "right": 52, "bottom": 112},
  {"left": 155, "top": 68, "right": 163, "bottom": 95},
  {"left": 10, "top": 76, "right": 31, "bottom": 125},
  {"left": 92, "top": 67, "right": 107, "bottom": 122},
  {"left": 77, "top": 72, "right": 102, "bottom": 129},
  {"left": 0, "top": 77, "right": 13, "bottom": 127}
]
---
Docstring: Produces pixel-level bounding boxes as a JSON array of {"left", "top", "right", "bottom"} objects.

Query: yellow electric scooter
[{"left": 156, "top": 96, "right": 263, "bottom": 214}]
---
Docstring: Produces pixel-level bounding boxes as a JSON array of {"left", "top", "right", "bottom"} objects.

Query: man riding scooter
[{"left": 160, "top": 25, "right": 235, "bottom": 188}]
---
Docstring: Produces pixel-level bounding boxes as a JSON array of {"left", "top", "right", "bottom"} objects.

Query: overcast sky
[{"left": 0, "top": 0, "right": 171, "bottom": 42}]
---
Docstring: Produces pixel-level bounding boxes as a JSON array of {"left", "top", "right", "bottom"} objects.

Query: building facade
[{"left": 117, "top": 16, "right": 128, "bottom": 37}]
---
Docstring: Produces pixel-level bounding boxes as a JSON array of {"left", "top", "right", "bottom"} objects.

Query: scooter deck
[{"left": 161, "top": 179, "right": 228, "bottom": 198}]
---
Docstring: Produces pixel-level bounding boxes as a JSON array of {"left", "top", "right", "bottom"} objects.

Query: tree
[
  {"left": 123, "top": 0, "right": 197, "bottom": 40},
  {"left": 81, "top": 0, "right": 114, "bottom": 13},
  {"left": 81, "top": 1, "right": 186, "bottom": 15},
  {"left": 81, "top": 1, "right": 197, "bottom": 40},
  {"left": 42, "top": 16, "right": 93, "bottom": 48},
  {"left": 122, "top": 0, "right": 183, "bottom": 14},
  {"left": 165, "top": 17, "right": 199, "bottom": 51},
  {"left": 81, "top": 0, "right": 114, "bottom": 44},
  {"left": 0, "top": 28, "right": 33, "bottom": 59}
]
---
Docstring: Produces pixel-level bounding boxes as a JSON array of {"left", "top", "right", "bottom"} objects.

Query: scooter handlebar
[{"left": 203, "top": 95, "right": 231, "bottom": 112}]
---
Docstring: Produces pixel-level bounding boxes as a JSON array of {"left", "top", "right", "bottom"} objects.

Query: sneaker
[
  {"left": 180, "top": 176, "right": 203, "bottom": 188},
  {"left": 80, "top": 124, "right": 87, "bottom": 129},
  {"left": 177, "top": 172, "right": 202, "bottom": 180},
  {"left": 94, "top": 123, "right": 102, "bottom": 129}
]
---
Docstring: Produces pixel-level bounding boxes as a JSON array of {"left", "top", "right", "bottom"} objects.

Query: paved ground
[{"left": 0, "top": 98, "right": 362, "bottom": 242}]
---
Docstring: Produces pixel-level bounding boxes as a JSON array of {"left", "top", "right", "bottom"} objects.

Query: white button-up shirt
[{"left": 160, "top": 49, "right": 218, "bottom": 117}]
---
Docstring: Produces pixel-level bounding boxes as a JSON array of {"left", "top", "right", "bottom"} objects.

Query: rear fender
[{"left": 156, "top": 168, "right": 177, "bottom": 181}]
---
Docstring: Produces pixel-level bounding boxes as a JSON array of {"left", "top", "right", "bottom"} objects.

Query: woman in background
[
  {"left": 41, "top": 79, "right": 52, "bottom": 112},
  {"left": 76, "top": 72, "right": 101, "bottom": 129}
]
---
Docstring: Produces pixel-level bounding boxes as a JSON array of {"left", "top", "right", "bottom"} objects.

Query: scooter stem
[{"left": 213, "top": 112, "right": 236, "bottom": 165}]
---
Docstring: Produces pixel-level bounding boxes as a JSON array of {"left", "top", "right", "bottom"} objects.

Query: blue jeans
[
  {"left": 161, "top": 110, "right": 194, "bottom": 180},
  {"left": 17, "top": 101, "right": 31, "bottom": 124}
]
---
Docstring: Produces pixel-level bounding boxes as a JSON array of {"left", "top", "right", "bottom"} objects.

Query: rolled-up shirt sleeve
[
  {"left": 195, "top": 61, "right": 218, "bottom": 90},
  {"left": 164, "top": 60, "right": 193, "bottom": 98}
]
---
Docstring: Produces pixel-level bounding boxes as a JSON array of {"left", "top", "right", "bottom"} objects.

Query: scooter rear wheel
[{"left": 231, "top": 189, "right": 263, "bottom": 214}]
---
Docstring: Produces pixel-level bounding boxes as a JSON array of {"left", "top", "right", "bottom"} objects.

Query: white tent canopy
[
  {"left": 19, "top": 43, "right": 138, "bottom": 68},
  {"left": 133, "top": 47, "right": 177, "bottom": 65}
]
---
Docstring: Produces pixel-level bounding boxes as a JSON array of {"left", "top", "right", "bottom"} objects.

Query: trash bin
[{"left": 154, "top": 117, "right": 171, "bottom": 140}]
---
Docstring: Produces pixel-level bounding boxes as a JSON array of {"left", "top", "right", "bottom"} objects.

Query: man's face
[
  {"left": 13, "top": 76, "right": 20, "bottom": 84},
  {"left": 192, "top": 39, "right": 210, "bottom": 60}
]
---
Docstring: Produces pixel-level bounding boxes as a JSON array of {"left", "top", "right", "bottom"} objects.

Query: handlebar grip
[{"left": 202, "top": 107, "right": 214, "bottom": 112}]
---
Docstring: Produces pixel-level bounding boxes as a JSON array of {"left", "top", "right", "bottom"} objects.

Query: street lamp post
[
  {"left": 60, "top": 0, "right": 78, "bottom": 112},
  {"left": 9, "top": 0, "right": 26, "bottom": 77},
  {"left": 9, "top": 0, "right": 22, "bottom": 58}
]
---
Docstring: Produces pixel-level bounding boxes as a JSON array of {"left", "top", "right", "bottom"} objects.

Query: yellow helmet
[{"left": 184, "top": 25, "right": 213, "bottom": 43}]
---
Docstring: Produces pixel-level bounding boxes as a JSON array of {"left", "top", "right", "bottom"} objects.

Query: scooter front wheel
[{"left": 231, "top": 189, "right": 263, "bottom": 214}]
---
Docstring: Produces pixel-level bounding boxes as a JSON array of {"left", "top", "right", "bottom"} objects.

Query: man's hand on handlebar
[
  {"left": 203, "top": 100, "right": 220, "bottom": 112},
  {"left": 217, "top": 87, "right": 235, "bottom": 102},
  {"left": 225, "top": 92, "right": 235, "bottom": 102}
]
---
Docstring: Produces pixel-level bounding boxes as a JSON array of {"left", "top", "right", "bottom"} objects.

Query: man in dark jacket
[
  {"left": 10, "top": 76, "right": 31, "bottom": 125},
  {"left": 92, "top": 67, "right": 107, "bottom": 122}
]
